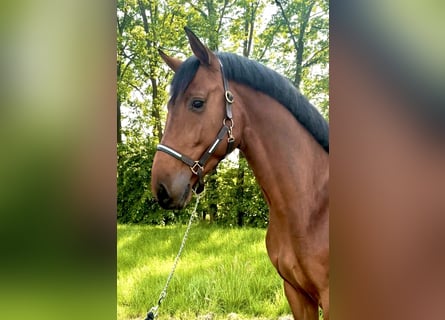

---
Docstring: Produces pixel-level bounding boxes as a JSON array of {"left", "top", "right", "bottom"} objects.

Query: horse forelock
[
  {"left": 170, "top": 56, "right": 200, "bottom": 104},
  {"left": 167, "top": 52, "right": 329, "bottom": 152}
]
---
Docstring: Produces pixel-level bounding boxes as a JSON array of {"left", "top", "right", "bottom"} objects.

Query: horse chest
[{"left": 266, "top": 221, "right": 317, "bottom": 296}]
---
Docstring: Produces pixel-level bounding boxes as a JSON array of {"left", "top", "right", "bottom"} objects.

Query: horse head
[{"left": 151, "top": 27, "right": 240, "bottom": 209}]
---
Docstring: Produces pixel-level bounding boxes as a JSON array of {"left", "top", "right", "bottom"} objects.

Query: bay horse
[{"left": 151, "top": 27, "right": 329, "bottom": 320}]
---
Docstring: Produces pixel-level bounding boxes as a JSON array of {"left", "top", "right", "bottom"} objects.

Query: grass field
[{"left": 117, "top": 223, "right": 293, "bottom": 319}]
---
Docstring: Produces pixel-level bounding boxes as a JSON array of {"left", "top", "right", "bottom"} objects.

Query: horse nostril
[{"left": 157, "top": 183, "right": 172, "bottom": 208}]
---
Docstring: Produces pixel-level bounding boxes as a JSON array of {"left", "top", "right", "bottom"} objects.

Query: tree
[
  {"left": 255, "top": 0, "right": 329, "bottom": 118},
  {"left": 227, "top": 0, "right": 265, "bottom": 226},
  {"left": 185, "top": 0, "right": 234, "bottom": 50},
  {"left": 137, "top": 0, "right": 164, "bottom": 141},
  {"left": 117, "top": 0, "right": 138, "bottom": 143}
]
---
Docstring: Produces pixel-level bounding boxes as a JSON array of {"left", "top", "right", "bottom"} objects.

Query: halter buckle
[{"left": 190, "top": 161, "right": 203, "bottom": 175}]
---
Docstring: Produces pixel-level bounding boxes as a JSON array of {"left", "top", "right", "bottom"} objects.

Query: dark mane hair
[{"left": 170, "top": 52, "right": 329, "bottom": 153}]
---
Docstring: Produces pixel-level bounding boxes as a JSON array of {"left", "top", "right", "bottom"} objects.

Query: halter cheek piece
[{"left": 156, "top": 59, "right": 235, "bottom": 194}]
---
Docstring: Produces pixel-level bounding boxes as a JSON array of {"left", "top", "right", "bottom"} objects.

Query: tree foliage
[{"left": 117, "top": 0, "right": 329, "bottom": 226}]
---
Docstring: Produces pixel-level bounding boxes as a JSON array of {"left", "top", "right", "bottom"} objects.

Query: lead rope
[{"left": 144, "top": 192, "right": 202, "bottom": 320}]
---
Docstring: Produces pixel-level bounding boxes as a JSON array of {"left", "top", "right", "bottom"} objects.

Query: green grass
[{"left": 117, "top": 223, "right": 292, "bottom": 319}]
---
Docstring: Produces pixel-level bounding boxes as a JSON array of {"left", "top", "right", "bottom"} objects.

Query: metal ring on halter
[
  {"left": 223, "top": 117, "right": 234, "bottom": 129},
  {"left": 225, "top": 90, "right": 234, "bottom": 104}
]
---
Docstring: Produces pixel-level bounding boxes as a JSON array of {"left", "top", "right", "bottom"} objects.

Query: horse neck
[{"left": 235, "top": 84, "right": 329, "bottom": 229}]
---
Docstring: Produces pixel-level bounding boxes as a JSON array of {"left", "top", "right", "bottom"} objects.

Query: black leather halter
[{"left": 156, "top": 59, "right": 236, "bottom": 194}]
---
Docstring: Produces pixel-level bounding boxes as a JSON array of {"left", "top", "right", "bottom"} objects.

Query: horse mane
[{"left": 170, "top": 52, "right": 329, "bottom": 153}]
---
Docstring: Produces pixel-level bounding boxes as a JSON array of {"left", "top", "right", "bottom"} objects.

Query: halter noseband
[{"left": 156, "top": 59, "right": 235, "bottom": 194}]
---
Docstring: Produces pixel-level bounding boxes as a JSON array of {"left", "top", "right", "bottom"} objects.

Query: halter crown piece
[{"left": 156, "top": 58, "right": 235, "bottom": 194}]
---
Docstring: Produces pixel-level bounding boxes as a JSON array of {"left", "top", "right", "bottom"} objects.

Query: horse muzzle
[
  {"left": 151, "top": 159, "right": 195, "bottom": 210},
  {"left": 155, "top": 181, "right": 191, "bottom": 210}
]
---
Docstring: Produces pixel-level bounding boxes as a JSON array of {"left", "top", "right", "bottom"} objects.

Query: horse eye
[{"left": 191, "top": 99, "right": 204, "bottom": 110}]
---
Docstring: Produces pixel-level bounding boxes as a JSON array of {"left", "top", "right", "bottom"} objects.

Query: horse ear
[
  {"left": 158, "top": 49, "right": 183, "bottom": 72},
  {"left": 184, "top": 26, "right": 214, "bottom": 66}
]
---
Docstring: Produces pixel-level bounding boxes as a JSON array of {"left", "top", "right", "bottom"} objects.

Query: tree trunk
[
  {"left": 207, "top": 169, "right": 218, "bottom": 223},
  {"left": 117, "top": 61, "right": 123, "bottom": 144},
  {"left": 117, "top": 97, "right": 122, "bottom": 144},
  {"left": 139, "top": 0, "right": 163, "bottom": 142},
  {"left": 150, "top": 77, "right": 163, "bottom": 142},
  {"left": 294, "top": 1, "right": 314, "bottom": 88},
  {"left": 243, "top": 2, "right": 257, "bottom": 58},
  {"left": 236, "top": 153, "right": 246, "bottom": 227},
  {"left": 275, "top": 0, "right": 315, "bottom": 89}
]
